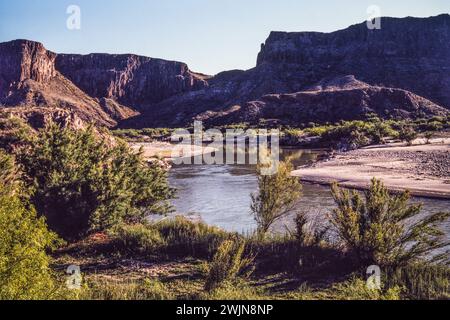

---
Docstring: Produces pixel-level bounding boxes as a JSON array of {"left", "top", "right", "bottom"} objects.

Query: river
[{"left": 169, "top": 148, "right": 450, "bottom": 240}]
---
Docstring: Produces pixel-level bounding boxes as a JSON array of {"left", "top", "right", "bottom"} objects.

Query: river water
[{"left": 169, "top": 148, "right": 450, "bottom": 240}]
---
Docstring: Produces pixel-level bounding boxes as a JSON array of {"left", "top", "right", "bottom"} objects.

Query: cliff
[
  {"left": 256, "top": 14, "right": 450, "bottom": 108},
  {"left": 56, "top": 53, "right": 209, "bottom": 109},
  {"left": 0, "top": 40, "right": 123, "bottom": 127}
]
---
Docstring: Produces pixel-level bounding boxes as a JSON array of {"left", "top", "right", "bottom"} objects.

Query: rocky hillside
[
  {"left": 0, "top": 40, "right": 205, "bottom": 128},
  {"left": 193, "top": 76, "right": 449, "bottom": 126}
]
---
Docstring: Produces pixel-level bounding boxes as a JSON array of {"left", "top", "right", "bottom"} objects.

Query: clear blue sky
[{"left": 0, "top": 0, "right": 448, "bottom": 74}]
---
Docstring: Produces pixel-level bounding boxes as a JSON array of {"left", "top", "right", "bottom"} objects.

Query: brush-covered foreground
[{"left": 51, "top": 217, "right": 449, "bottom": 301}]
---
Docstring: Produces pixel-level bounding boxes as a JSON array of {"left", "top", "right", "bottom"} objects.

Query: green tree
[
  {"left": 398, "top": 125, "right": 418, "bottom": 146},
  {"left": 18, "top": 124, "right": 174, "bottom": 240},
  {"left": 251, "top": 159, "right": 302, "bottom": 236},
  {"left": 424, "top": 131, "right": 435, "bottom": 144},
  {"left": 330, "top": 178, "right": 449, "bottom": 267},
  {"left": 0, "top": 150, "right": 59, "bottom": 300}
]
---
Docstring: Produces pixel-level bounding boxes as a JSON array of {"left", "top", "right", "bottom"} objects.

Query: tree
[
  {"left": 18, "top": 123, "right": 175, "bottom": 240},
  {"left": 251, "top": 159, "right": 302, "bottom": 236},
  {"left": 330, "top": 178, "right": 449, "bottom": 267},
  {"left": 424, "top": 131, "right": 435, "bottom": 144},
  {"left": 398, "top": 125, "right": 418, "bottom": 146},
  {"left": 0, "top": 150, "right": 59, "bottom": 300}
]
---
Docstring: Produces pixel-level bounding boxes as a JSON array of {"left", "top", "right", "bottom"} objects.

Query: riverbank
[
  {"left": 130, "top": 142, "right": 216, "bottom": 162},
  {"left": 292, "top": 139, "right": 450, "bottom": 199}
]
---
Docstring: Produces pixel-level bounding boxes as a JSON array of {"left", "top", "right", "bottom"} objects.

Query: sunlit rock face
[
  {"left": 0, "top": 40, "right": 131, "bottom": 127},
  {"left": 0, "top": 40, "right": 56, "bottom": 97}
]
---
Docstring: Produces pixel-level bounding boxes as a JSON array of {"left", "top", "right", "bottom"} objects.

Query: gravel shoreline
[{"left": 292, "top": 139, "right": 450, "bottom": 199}]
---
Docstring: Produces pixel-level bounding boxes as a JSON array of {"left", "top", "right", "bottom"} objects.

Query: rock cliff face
[
  {"left": 0, "top": 40, "right": 56, "bottom": 97},
  {"left": 56, "top": 54, "right": 209, "bottom": 109},
  {"left": 256, "top": 14, "right": 450, "bottom": 108}
]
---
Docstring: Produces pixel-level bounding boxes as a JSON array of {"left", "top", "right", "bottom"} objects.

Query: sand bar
[{"left": 292, "top": 139, "right": 450, "bottom": 199}]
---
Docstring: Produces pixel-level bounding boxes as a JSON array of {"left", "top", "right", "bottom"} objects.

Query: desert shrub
[
  {"left": 385, "top": 264, "right": 450, "bottom": 300},
  {"left": 155, "top": 217, "right": 231, "bottom": 258},
  {"left": 398, "top": 125, "right": 418, "bottom": 145},
  {"left": 304, "top": 125, "right": 332, "bottom": 137},
  {"left": 251, "top": 159, "right": 302, "bottom": 236},
  {"left": 18, "top": 123, "right": 174, "bottom": 240},
  {"left": 330, "top": 178, "right": 449, "bottom": 267},
  {"left": 81, "top": 278, "right": 174, "bottom": 300},
  {"left": 111, "top": 223, "right": 166, "bottom": 255},
  {"left": 424, "top": 131, "right": 435, "bottom": 144},
  {"left": 0, "top": 115, "right": 34, "bottom": 152},
  {"left": 366, "top": 121, "right": 398, "bottom": 144},
  {"left": 319, "top": 122, "right": 370, "bottom": 150},
  {"left": 418, "top": 120, "right": 444, "bottom": 132},
  {"left": 204, "top": 238, "right": 254, "bottom": 292},
  {"left": 111, "top": 129, "right": 142, "bottom": 140},
  {"left": 0, "top": 151, "right": 60, "bottom": 300},
  {"left": 293, "top": 212, "right": 329, "bottom": 247}
]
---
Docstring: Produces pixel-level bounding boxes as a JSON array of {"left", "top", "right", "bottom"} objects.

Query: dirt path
[{"left": 292, "top": 139, "right": 450, "bottom": 199}]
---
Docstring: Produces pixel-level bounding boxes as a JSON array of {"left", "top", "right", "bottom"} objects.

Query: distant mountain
[
  {"left": 1, "top": 14, "right": 449, "bottom": 129},
  {"left": 123, "top": 14, "right": 450, "bottom": 127}
]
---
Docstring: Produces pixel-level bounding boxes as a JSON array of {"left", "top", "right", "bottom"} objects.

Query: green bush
[
  {"left": 251, "top": 159, "right": 302, "bottom": 236},
  {"left": 293, "top": 212, "right": 329, "bottom": 247},
  {"left": 398, "top": 125, "right": 418, "bottom": 145},
  {"left": 0, "top": 114, "right": 34, "bottom": 152},
  {"left": 110, "top": 217, "right": 231, "bottom": 259},
  {"left": 0, "top": 151, "right": 60, "bottom": 300},
  {"left": 18, "top": 123, "right": 174, "bottom": 240},
  {"left": 330, "top": 178, "right": 449, "bottom": 267}
]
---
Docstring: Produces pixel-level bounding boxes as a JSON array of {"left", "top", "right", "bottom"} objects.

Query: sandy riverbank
[
  {"left": 292, "top": 139, "right": 450, "bottom": 199},
  {"left": 130, "top": 142, "right": 217, "bottom": 162}
]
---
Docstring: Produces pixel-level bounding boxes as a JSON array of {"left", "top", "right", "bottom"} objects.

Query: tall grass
[
  {"left": 110, "top": 217, "right": 234, "bottom": 259},
  {"left": 80, "top": 279, "right": 174, "bottom": 300},
  {"left": 385, "top": 264, "right": 450, "bottom": 300}
]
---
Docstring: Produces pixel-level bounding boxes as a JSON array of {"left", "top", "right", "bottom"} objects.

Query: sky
[{"left": 0, "top": 0, "right": 449, "bottom": 75}]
